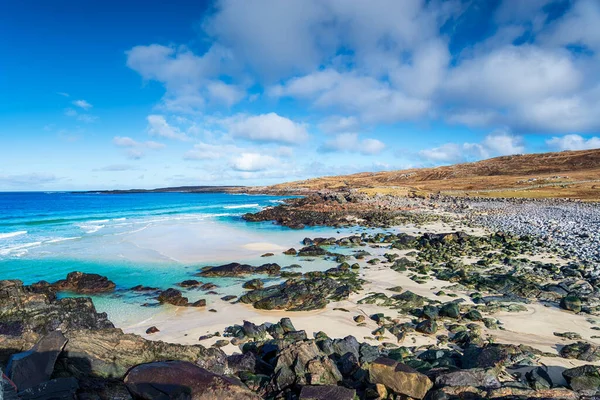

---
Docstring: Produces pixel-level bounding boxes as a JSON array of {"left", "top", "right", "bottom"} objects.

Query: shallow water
[{"left": 0, "top": 192, "right": 380, "bottom": 325}]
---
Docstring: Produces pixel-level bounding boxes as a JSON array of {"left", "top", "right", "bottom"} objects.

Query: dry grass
[{"left": 265, "top": 149, "right": 600, "bottom": 201}]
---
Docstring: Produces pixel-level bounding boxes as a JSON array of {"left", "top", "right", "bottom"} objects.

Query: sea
[{"left": 0, "top": 192, "right": 373, "bottom": 326}]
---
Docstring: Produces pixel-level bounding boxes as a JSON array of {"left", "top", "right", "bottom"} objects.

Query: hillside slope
[{"left": 264, "top": 149, "right": 600, "bottom": 200}]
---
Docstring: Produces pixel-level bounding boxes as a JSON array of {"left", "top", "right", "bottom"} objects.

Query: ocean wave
[
  {"left": 77, "top": 223, "right": 105, "bottom": 234},
  {"left": 46, "top": 237, "right": 80, "bottom": 244},
  {"left": 268, "top": 199, "right": 284, "bottom": 204},
  {"left": 0, "top": 230, "right": 27, "bottom": 239},
  {"left": 0, "top": 241, "right": 42, "bottom": 256},
  {"left": 223, "top": 203, "right": 260, "bottom": 209}
]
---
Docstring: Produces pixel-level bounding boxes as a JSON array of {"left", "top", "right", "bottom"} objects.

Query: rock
[
  {"left": 0, "top": 280, "right": 114, "bottom": 365},
  {"left": 198, "top": 263, "right": 281, "bottom": 277},
  {"left": 6, "top": 331, "right": 67, "bottom": 391},
  {"left": 239, "top": 277, "right": 359, "bottom": 311},
  {"left": 299, "top": 385, "right": 356, "bottom": 400},
  {"left": 130, "top": 285, "right": 159, "bottom": 292},
  {"left": 368, "top": 357, "right": 433, "bottom": 399},
  {"left": 560, "top": 341, "right": 600, "bottom": 361},
  {"left": 178, "top": 280, "right": 201, "bottom": 287},
  {"left": 52, "top": 271, "right": 116, "bottom": 294},
  {"left": 146, "top": 326, "right": 159, "bottom": 334},
  {"left": 157, "top": 288, "right": 189, "bottom": 306},
  {"left": 221, "top": 295, "right": 237, "bottom": 301},
  {"left": 272, "top": 341, "right": 342, "bottom": 390},
  {"left": 283, "top": 248, "right": 297, "bottom": 255},
  {"left": 560, "top": 294, "right": 582, "bottom": 313},
  {"left": 56, "top": 328, "right": 226, "bottom": 379},
  {"left": 191, "top": 299, "right": 207, "bottom": 307},
  {"left": 435, "top": 368, "right": 501, "bottom": 389},
  {"left": 416, "top": 319, "right": 437, "bottom": 335},
  {"left": 563, "top": 364, "right": 600, "bottom": 393},
  {"left": 16, "top": 377, "right": 79, "bottom": 400},
  {"left": 439, "top": 302, "right": 460, "bottom": 319},
  {"left": 463, "top": 309, "right": 483, "bottom": 321},
  {"left": 487, "top": 387, "right": 579, "bottom": 399},
  {"left": 243, "top": 279, "right": 264, "bottom": 290},
  {"left": 124, "top": 360, "right": 260, "bottom": 399},
  {"left": 261, "top": 253, "right": 275, "bottom": 257},
  {"left": 354, "top": 315, "right": 365, "bottom": 323},
  {"left": 526, "top": 366, "right": 553, "bottom": 390},
  {"left": 297, "top": 245, "right": 327, "bottom": 257}
]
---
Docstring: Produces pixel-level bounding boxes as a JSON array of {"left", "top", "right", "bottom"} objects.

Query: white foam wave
[
  {"left": 77, "top": 223, "right": 105, "bottom": 234},
  {"left": 0, "top": 241, "right": 42, "bottom": 256},
  {"left": 46, "top": 237, "right": 80, "bottom": 244},
  {"left": 0, "top": 230, "right": 27, "bottom": 240},
  {"left": 223, "top": 203, "right": 260, "bottom": 209}
]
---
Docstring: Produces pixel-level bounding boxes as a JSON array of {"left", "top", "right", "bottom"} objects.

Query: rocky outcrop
[
  {"left": 57, "top": 328, "right": 226, "bottom": 379},
  {"left": 52, "top": 271, "right": 116, "bottom": 294},
  {"left": 198, "top": 263, "right": 281, "bottom": 277},
  {"left": 563, "top": 364, "right": 600, "bottom": 394},
  {"left": 124, "top": 361, "right": 260, "bottom": 399},
  {"left": 239, "top": 276, "right": 360, "bottom": 311}
]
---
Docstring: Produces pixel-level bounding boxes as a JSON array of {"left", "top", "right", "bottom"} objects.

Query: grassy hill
[{"left": 263, "top": 149, "right": 600, "bottom": 200}]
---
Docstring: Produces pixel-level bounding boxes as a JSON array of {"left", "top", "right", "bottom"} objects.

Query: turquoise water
[{"left": 0, "top": 192, "right": 372, "bottom": 325}]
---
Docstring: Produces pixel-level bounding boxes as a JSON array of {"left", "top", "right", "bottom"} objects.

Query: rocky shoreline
[{"left": 2, "top": 190, "right": 600, "bottom": 399}]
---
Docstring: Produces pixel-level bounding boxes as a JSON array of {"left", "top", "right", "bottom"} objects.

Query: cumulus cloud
[
  {"left": 419, "top": 131, "right": 524, "bottom": 164},
  {"left": 231, "top": 153, "right": 279, "bottom": 171},
  {"left": 64, "top": 107, "right": 98, "bottom": 123},
  {"left": 147, "top": 115, "right": 189, "bottom": 141},
  {"left": 223, "top": 113, "right": 309, "bottom": 144},
  {"left": 546, "top": 134, "right": 600, "bottom": 151},
  {"left": 319, "top": 133, "right": 386, "bottom": 155}
]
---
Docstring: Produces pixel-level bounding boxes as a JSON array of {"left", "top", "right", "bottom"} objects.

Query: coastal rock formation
[
  {"left": 368, "top": 357, "right": 433, "bottom": 399},
  {"left": 198, "top": 262, "right": 281, "bottom": 277},
  {"left": 52, "top": 271, "right": 116, "bottom": 294}
]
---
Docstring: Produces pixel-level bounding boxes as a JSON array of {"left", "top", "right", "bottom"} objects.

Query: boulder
[
  {"left": 560, "top": 294, "right": 582, "bottom": 313},
  {"left": 297, "top": 245, "right": 327, "bottom": 257},
  {"left": 124, "top": 360, "right": 260, "bottom": 400},
  {"left": 299, "top": 385, "right": 356, "bottom": 400},
  {"left": 416, "top": 319, "right": 437, "bottom": 335},
  {"left": 560, "top": 341, "right": 600, "bottom": 362},
  {"left": 52, "top": 272, "right": 116, "bottom": 294},
  {"left": 198, "top": 263, "right": 280, "bottom": 277},
  {"left": 157, "top": 288, "right": 189, "bottom": 306},
  {"left": 563, "top": 364, "right": 600, "bottom": 393},
  {"left": 368, "top": 357, "right": 433, "bottom": 399},
  {"left": 435, "top": 368, "right": 501, "bottom": 389},
  {"left": 56, "top": 328, "right": 227, "bottom": 379},
  {"left": 6, "top": 331, "right": 68, "bottom": 391},
  {"left": 243, "top": 279, "right": 264, "bottom": 290},
  {"left": 439, "top": 302, "right": 460, "bottom": 319}
]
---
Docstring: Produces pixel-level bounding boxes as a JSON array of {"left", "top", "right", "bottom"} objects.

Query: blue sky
[{"left": 1, "top": 0, "right": 600, "bottom": 190}]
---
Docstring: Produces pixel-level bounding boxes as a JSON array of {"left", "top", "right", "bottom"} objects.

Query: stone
[
  {"left": 157, "top": 288, "right": 189, "bottom": 306},
  {"left": 297, "top": 245, "right": 328, "bottom": 257},
  {"left": 299, "top": 385, "right": 356, "bottom": 400},
  {"left": 178, "top": 279, "right": 201, "bottom": 287},
  {"left": 560, "top": 341, "right": 600, "bottom": 362},
  {"left": 6, "top": 331, "right": 67, "bottom": 391},
  {"left": 57, "top": 328, "right": 226, "bottom": 379},
  {"left": 416, "top": 319, "right": 437, "bottom": 335},
  {"left": 560, "top": 294, "right": 582, "bottom": 313},
  {"left": 526, "top": 366, "right": 553, "bottom": 390},
  {"left": 283, "top": 248, "right": 297, "bottom": 255},
  {"left": 354, "top": 315, "right": 365, "bottom": 323},
  {"left": 52, "top": 272, "right": 116, "bottom": 294},
  {"left": 243, "top": 279, "right": 264, "bottom": 290},
  {"left": 563, "top": 364, "right": 600, "bottom": 393},
  {"left": 439, "top": 302, "right": 460, "bottom": 319},
  {"left": 146, "top": 326, "right": 159, "bottom": 334},
  {"left": 191, "top": 299, "right": 207, "bottom": 307},
  {"left": 368, "top": 357, "right": 433, "bottom": 399},
  {"left": 124, "top": 360, "right": 260, "bottom": 399},
  {"left": 198, "top": 262, "right": 280, "bottom": 277},
  {"left": 435, "top": 368, "right": 501, "bottom": 389}
]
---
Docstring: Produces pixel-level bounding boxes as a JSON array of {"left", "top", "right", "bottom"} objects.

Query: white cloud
[
  {"left": 184, "top": 142, "right": 239, "bottom": 160},
  {"left": 64, "top": 107, "right": 97, "bottom": 123},
  {"left": 419, "top": 130, "right": 524, "bottom": 164},
  {"left": 231, "top": 153, "right": 279, "bottom": 171},
  {"left": 546, "top": 134, "right": 600, "bottom": 151},
  {"left": 147, "top": 115, "right": 189, "bottom": 141},
  {"left": 224, "top": 112, "right": 309, "bottom": 144},
  {"left": 126, "top": 44, "right": 243, "bottom": 113},
  {"left": 0, "top": 173, "right": 60, "bottom": 187},
  {"left": 112, "top": 136, "right": 166, "bottom": 160},
  {"left": 72, "top": 99, "right": 93, "bottom": 110},
  {"left": 94, "top": 164, "right": 140, "bottom": 172},
  {"left": 320, "top": 133, "right": 386, "bottom": 155}
]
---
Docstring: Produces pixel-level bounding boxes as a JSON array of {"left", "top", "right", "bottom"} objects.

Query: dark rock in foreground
[{"left": 124, "top": 360, "right": 260, "bottom": 399}]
